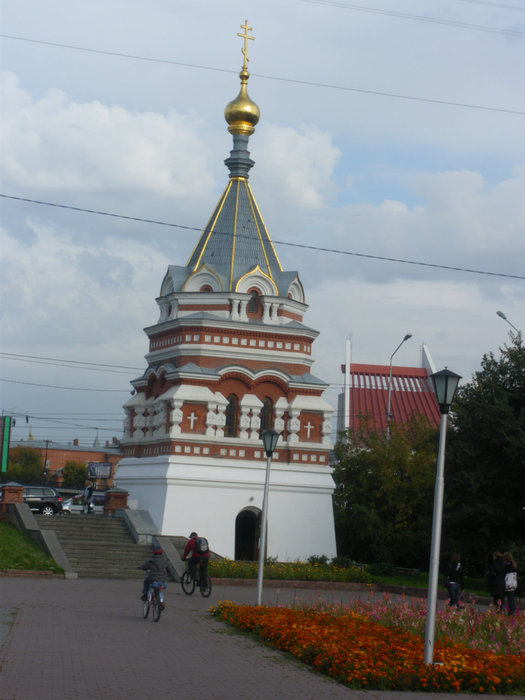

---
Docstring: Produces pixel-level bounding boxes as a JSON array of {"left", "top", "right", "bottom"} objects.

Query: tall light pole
[
  {"left": 496, "top": 310, "right": 521, "bottom": 333},
  {"left": 43, "top": 439, "right": 51, "bottom": 483},
  {"left": 424, "top": 368, "right": 461, "bottom": 665},
  {"left": 256, "top": 429, "right": 280, "bottom": 606},
  {"left": 386, "top": 333, "right": 412, "bottom": 439}
]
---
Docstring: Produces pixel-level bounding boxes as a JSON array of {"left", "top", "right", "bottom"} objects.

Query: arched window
[
  {"left": 225, "top": 394, "right": 238, "bottom": 437},
  {"left": 247, "top": 290, "right": 259, "bottom": 314},
  {"left": 260, "top": 397, "right": 273, "bottom": 432},
  {"left": 200, "top": 284, "right": 213, "bottom": 293}
]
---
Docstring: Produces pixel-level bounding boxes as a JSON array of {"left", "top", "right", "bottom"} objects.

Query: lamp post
[
  {"left": 424, "top": 368, "right": 461, "bottom": 665},
  {"left": 386, "top": 333, "right": 412, "bottom": 439},
  {"left": 43, "top": 439, "right": 51, "bottom": 483},
  {"left": 256, "top": 429, "right": 280, "bottom": 606},
  {"left": 496, "top": 310, "right": 521, "bottom": 333}
]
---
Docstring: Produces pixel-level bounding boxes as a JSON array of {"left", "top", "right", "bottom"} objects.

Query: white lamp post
[
  {"left": 424, "top": 368, "right": 461, "bottom": 665},
  {"left": 496, "top": 310, "right": 521, "bottom": 333},
  {"left": 386, "top": 333, "right": 412, "bottom": 439},
  {"left": 256, "top": 429, "right": 280, "bottom": 606}
]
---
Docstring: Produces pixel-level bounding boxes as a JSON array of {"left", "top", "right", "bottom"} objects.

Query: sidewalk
[{"left": 0, "top": 578, "right": 509, "bottom": 700}]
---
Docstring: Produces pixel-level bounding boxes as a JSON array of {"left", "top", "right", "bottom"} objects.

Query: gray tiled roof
[{"left": 186, "top": 178, "right": 283, "bottom": 289}]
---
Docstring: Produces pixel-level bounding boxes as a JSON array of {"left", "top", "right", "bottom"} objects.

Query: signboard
[
  {"left": 87, "top": 462, "right": 112, "bottom": 479},
  {"left": 0, "top": 416, "right": 12, "bottom": 473}
]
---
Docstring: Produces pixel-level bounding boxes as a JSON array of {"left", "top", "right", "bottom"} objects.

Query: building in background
[
  {"left": 11, "top": 438, "right": 121, "bottom": 489},
  {"left": 338, "top": 344, "right": 440, "bottom": 435},
  {"left": 115, "top": 28, "right": 336, "bottom": 561}
]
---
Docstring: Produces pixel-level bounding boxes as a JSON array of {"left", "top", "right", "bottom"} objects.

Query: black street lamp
[
  {"left": 424, "top": 368, "right": 461, "bottom": 665},
  {"left": 256, "top": 429, "right": 280, "bottom": 605}
]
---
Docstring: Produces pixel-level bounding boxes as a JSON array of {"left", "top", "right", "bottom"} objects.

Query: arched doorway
[{"left": 235, "top": 508, "right": 260, "bottom": 561}]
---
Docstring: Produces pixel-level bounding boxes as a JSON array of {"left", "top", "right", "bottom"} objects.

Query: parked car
[
  {"left": 22, "top": 486, "right": 63, "bottom": 515},
  {"left": 62, "top": 492, "right": 106, "bottom": 515}
]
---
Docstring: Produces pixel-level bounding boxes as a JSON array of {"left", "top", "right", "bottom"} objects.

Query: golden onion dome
[{"left": 224, "top": 68, "right": 260, "bottom": 135}]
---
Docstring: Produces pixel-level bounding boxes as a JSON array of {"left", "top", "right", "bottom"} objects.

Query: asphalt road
[{"left": 0, "top": 577, "right": 511, "bottom": 700}]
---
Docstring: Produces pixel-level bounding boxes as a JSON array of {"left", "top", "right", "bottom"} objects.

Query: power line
[
  {"left": 8, "top": 410, "right": 122, "bottom": 434},
  {"left": 2, "top": 34, "right": 524, "bottom": 116},
  {"left": 0, "top": 352, "right": 142, "bottom": 374},
  {"left": 3, "top": 194, "right": 524, "bottom": 281},
  {"left": 0, "top": 351, "right": 141, "bottom": 371},
  {"left": 453, "top": 0, "right": 525, "bottom": 11},
  {"left": 301, "top": 0, "right": 525, "bottom": 36},
  {"left": 0, "top": 377, "right": 129, "bottom": 393}
]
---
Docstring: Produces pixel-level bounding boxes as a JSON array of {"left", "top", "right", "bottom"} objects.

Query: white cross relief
[
  {"left": 188, "top": 412, "right": 198, "bottom": 430},
  {"left": 305, "top": 421, "right": 314, "bottom": 439}
]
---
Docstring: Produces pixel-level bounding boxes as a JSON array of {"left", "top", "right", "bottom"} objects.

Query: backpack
[
  {"left": 505, "top": 571, "right": 517, "bottom": 592},
  {"left": 194, "top": 536, "right": 209, "bottom": 554}
]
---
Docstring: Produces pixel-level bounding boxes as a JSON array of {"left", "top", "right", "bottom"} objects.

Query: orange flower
[{"left": 210, "top": 602, "right": 525, "bottom": 694}]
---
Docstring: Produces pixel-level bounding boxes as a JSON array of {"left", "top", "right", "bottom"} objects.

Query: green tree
[
  {"left": 444, "top": 333, "right": 525, "bottom": 575},
  {"left": 333, "top": 415, "right": 437, "bottom": 568},
  {"left": 3, "top": 446, "right": 43, "bottom": 484},
  {"left": 62, "top": 461, "right": 88, "bottom": 489}
]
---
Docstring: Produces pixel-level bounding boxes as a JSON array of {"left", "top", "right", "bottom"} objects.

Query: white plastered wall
[{"left": 115, "top": 454, "right": 337, "bottom": 560}]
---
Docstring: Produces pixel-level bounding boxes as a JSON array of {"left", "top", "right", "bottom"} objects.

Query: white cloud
[
  {"left": 255, "top": 123, "right": 341, "bottom": 209},
  {"left": 1, "top": 71, "right": 214, "bottom": 198},
  {"left": 0, "top": 218, "right": 166, "bottom": 355}
]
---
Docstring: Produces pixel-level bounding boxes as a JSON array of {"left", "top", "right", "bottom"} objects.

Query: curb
[
  {"left": 212, "top": 578, "right": 375, "bottom": 591},
  {"left": 0, "top": 569, "right": 65, "bottom": 578},
  {"left": 211, "top": 578, "right": 493, "bottom": 605}
]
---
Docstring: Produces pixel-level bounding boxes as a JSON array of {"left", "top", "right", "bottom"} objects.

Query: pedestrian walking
[
  {"left": 503, "top": 551, "right": 518, "bottom": 615},
  {"left": 444, "top": 553, "right": 464, "bottom": 607},
  {"left": 487, "top": 551, "right": 506, "bottom": 611}
]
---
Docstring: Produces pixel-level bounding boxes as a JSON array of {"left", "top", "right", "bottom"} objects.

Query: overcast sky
[{"left": 1, "top": 0, "right": 524, "bottom": 447}]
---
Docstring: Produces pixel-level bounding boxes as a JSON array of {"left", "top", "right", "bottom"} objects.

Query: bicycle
[
  {"left": 181, "top": 562, "right": 212, "bottom": 598},
  {"left": 142, "top": 581, "right": 167, "bottom": 622}
]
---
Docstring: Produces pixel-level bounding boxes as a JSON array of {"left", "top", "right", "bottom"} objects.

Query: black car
[{"left": 22, "top": 486, "right": 63, "bottom": 515}]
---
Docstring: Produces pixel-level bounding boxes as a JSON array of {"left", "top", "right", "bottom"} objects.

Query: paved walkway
[{"left": 0, "top": 578, "right": 510, "bottom": 700}]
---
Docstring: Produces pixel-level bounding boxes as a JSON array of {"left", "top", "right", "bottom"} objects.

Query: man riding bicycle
[
  {"left": 138, "top": 547, "right": 169, "bottom": 602},
  {"left": 182, "top": 532, "right": 210, "bottom": 585}
]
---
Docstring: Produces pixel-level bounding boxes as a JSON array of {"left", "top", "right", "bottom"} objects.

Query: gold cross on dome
[{"left": 237, "top": 20, "right": 254, "bottom": 70}]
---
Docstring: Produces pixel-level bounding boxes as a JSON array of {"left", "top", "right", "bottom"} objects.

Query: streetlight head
[
  {"left": 403, "top": 333, "right": 412, "bottom": 341},
  {"left": 261, "top": 429, "right": 280, "bottom": 457},
  {"left": 430, "top": 368, "right": 462, "bottom": 415},
  {"left": 496, "top": 311, "right": 506, "bottom": 320}
]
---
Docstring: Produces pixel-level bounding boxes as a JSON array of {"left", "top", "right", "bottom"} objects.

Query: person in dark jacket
[
  {"left": 444, "top": 553, "right": 464, "bottom": 607},
  {"left": 182, "top": 532, "right": 210, "bottom": 585},
  {"left": 138, "top": 547, "right": 169, "bottom": 601},
  {"left": 503, "top": 551, "right": 518, "bottom": 615},
  {"left": 74, "top": 480, "right": 94, "bottom": 514},
  {"left": 487, "top": 551, "right": 506, "bottom": 610}
]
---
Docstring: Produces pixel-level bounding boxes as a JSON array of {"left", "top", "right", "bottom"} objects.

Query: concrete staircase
[{"left": 35, "top": 514, "right": 154, "bottom": 579}]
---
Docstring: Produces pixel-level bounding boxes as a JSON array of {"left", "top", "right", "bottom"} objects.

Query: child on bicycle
[
  {"left": 138, "top": 547, "right": 169, "bottom": 601},
  {"left": 182, "top": 532, "right": 210, "bottom": 585}
]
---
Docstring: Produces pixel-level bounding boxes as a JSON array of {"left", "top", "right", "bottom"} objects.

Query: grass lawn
[{"left": 0, "top": 521, "right": 63, "bottom": 574}]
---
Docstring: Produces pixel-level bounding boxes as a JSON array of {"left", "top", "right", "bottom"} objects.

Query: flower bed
[
  {"left": 345, "top": 594, "right": 524, "bottom": 656},
  {"left": 208, "top": 558, "right": 371, "bottom": 583},
  {"left": 211, "top": 600, "right": 525, "bottom": 694}
]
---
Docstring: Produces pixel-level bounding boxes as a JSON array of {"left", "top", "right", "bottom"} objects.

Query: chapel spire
[{"left": 224, "top": 20, "right": 260, "bottom": 178}]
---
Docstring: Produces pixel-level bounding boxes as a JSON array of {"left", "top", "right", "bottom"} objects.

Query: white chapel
[{"left": 115, "top": 24, "right": 337, "bottom": 561}]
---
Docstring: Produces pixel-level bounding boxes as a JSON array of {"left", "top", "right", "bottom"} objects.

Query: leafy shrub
[
  {"left": 307, "top": 554, "right": 329, "bottom": 565},
  {"left": 208, "top": 558, "right": 372, "bottom": 584}
]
